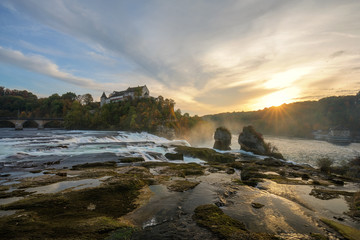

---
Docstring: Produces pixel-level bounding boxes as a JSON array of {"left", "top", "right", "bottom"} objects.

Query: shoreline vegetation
[{"left": 1, "top": 87, "right": 360, "bottom": 142}]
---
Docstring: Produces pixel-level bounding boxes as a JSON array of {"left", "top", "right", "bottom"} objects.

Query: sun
[{"left": 260, "top": 88, "right": 300, "bottom": 108}]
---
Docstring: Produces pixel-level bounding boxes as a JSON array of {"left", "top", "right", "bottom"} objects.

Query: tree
[
  {"left": 78, "top": 93, "right": 93, "bottom": 105},
  {"left": 61, "top": 92, "right": 77, "bottom": 101}
]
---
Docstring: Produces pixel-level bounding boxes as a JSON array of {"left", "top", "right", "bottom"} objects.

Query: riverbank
[{"left": 0, "top": 144, "right": 359, "bottom": 239}]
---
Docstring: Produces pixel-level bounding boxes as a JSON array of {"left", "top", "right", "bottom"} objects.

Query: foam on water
[
  {"left": 0, "top": 129, "right": 193, "bottom": 163},
  {"left": 2, "top": 129, "right": 359, "bottom": 167}
]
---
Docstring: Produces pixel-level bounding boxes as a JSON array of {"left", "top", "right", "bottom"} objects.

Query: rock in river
[
  {"left": 213, "top": 127, "right": 231, "bottom": 150},
  {"left": 238, "top": 126, "right": 284, "bottom": 159}
]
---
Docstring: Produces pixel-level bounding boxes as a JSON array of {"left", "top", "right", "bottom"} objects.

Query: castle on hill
[{"left": 100, "top": 85, "right": 150, "bottom": 107}]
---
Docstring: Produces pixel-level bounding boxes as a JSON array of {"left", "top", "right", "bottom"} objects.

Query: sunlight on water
[{"left": 265, "top": 136, "right": 360, "bottom": 166}]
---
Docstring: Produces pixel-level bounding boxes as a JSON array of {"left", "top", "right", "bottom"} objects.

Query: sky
[{"left": 0, "top": 0, "right": 360, "bottom": 115}]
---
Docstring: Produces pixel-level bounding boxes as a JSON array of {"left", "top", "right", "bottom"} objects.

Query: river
[{"left": 0, "top": 128, "right": 359, "bottom": 174}]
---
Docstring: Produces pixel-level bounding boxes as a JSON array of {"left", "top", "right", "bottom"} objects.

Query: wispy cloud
[
  {"left": 1, "top": 0, "right": 360, "bottom": 114},
  {"left": 0, "top": 46, "right": 114, "bottom": 90}
]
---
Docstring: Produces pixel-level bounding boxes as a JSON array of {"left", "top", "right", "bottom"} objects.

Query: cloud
[
  {"left": 195, "top": 84, "right": 276, "bottom": 107},
  {"left": 1, "top": 0, "right": 360, "bottom": 114},
  {"left": 0, "top": 46, "right": 105, "bottom": 89},
  {"left": 329, "top": 50, "right": 345, "bottom": 58}
]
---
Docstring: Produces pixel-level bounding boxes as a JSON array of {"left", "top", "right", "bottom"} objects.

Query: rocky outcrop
[
  {"left": 238, "top": 126, "right": 284, "bottom": 159},
  {"left": 213, "top": 127, "right": 232, "bottom": 150},
  {"left": 238, "top": 126, "right": 267, "bottom": 155},
  {"left": 155, "top": 125, "right": 176, "bottom": 140},
  {"left": 165, "top": 153, "right": 184, "bottom": 161}
]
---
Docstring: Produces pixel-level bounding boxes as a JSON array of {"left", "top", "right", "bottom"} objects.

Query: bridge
[{"left": 0, "top": 117, "right": 64, "bottom": 130}]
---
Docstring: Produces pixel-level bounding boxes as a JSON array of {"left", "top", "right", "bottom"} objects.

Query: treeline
[
  {"left": 204, "top": 92, "right": 360, "bottom": 138},
  {"left": 64, "top": 96, "right": 203, "bottom": 135},
  {"left": 0, "top": 86, "right": 203, "bottom": 136},
  {"left": 0, "top": 86, "right": 93, "bottom": 118}
]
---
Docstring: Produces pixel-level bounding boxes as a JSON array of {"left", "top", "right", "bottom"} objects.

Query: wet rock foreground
[{"left": 0, "top": 147, "right": 359, "bottom": 239}]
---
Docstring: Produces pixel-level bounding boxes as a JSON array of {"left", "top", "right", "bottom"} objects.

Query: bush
[{"left": 317, "top": 158, "right": 333, "bottom": 173}]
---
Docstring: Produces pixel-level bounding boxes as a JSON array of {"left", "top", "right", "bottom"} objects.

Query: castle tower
[{"left": 100, "top": 92, "right": 107, "bottom": 107}]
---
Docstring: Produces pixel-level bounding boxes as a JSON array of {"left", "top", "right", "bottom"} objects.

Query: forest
[
  {"left": 204, "top": 91, "right": 360, "bottom": 138},
  {"left": 0, "top": 86, "right": 204, "bottom": 137},
  {"left": 2, "top": 86, "right": 360, "bottom": 139}
]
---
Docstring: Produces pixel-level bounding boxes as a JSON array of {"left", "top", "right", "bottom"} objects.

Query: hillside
[
  {"left": 0, "top": 87, "right": 203, "bottom": 137},
  {"left": 203, "top": 92, "right": 360, "bottom": 138}
]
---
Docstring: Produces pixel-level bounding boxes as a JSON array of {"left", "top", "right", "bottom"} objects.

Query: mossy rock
[
  {"left": 301, "top": 174, "right": 310, "bottom": 180},
  {"left": 162, "top": 163, "right": 205, "bottom": 177},
  {"left": 347, "top": 191, "right": 360, "bottom": 219},
  {"left": 167, "top": 180, "right": 199, "bottom": 192},
  {"left": 226, "top": 168, "right": 235, "bottom": 174},
  {"left": 120, "top": 157, "right": 145, "bottom": 163},
  {"left": 209, "top": 164, "right": 228, "bottom": 171},
  {"left": 0, "top": 185, "right": 10, "bottom": 192},
  {"left": 310, "top": 233, "right": 328, "bottom": 240},
  {"left": 105, "top": 226, "right": 138, "bottom": 240},
  {"left": 72, "top": 161, "right": 117, "bottom": 170},
  {"left": 241, "top": 170, "right": 267, "bottom": 181},
  {"left": 0, "top": 189, "right": 32, "bottom": 199},
  {"left": 227, "top": 162, "right": 243, "bottom": 170},
  {"left": 251, "top": 202, "right": 264, "bottom": 209},
  {"left": 193, "top": 204, "right": 276, "bottom": 240},
  {"left": 256, "top": 158, "right": 284, "bottom": 167},
  {"left": 242, "top": 179, "right": 262, "bottom": 187},
  {"left": 321, "top": 218, "right": 360, "bottom": 240},
  {"left": 165, "top": 153, "right": 184, "bottom": 161},
  {"left": 310, "top": 188, "right": 354, "bottom": 200},
  {"left": 141, "top": 162, "right": 173, "bottom": 168},
  {"left": 175, "top": 146, "right": 236, "bottom": 163},
  {"left": 0, "top": 177, "right": 146, "bottom": 239}
]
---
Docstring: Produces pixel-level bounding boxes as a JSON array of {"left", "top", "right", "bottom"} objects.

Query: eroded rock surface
[
  {"left": 213, "top": 127, "right": 232, "bottom": 151},
  {"left": 238, "top": 126, "right": 284, "bottom": 159}
]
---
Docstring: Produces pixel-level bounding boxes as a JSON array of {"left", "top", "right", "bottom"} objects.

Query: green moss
[
  {"left": 193, "top": 204, "right": 246, "bottom": 236},
  {"left": 72, "top": 161, "right": 117, "bottom": 170},
  {"left": 347, "top": 191, "right": 360, "bottom": 219},
  {"left": 77, "top": 169, "right": 117, "bottom": 179},
  {"left": 164, "top": 153, "right": 184, "bottom": 160},
  {"left": 0, "top": 189, "right": 32, "bottom": 199},
  {"left": 317, "top": 158, "right": 333, "bottom": 173},
  {"left": 242, "top": 179, "right": 262, "bottom": 187},
  {"left": 16, "top": 175, "right": 69, "bottom": 189},
  {"left": 0, "top": 176, "right": 146, "bottom": 239},
  {"left": 120, "top": 157, "right": 145, "bottom": 163},
  {"left": 242, "top": 164, "right": 262, "bottom": 172},
  {"left": 240, "top": 167, "right": 267, "bottom": 187},
  {"left": 175, "top": 146, "right": 236, "bottom": 163},
  {"left": 141, "top": 162, "right": 173, "bottom": 168},
  {"left": 167, "top": 180, "right": 199, "bottom": 192},
  {"left": 241, "top": 171, "right": 267, "bottom": 181},
  {"left": 227, "top": 162, "right": 243, "bottom": 170},
  {"left": 0, "top": 185, "right": 10, "bottom": 191},
  {"left": 193, "top": 204, "right": 277, "bottom": 240},
  {"left": 105, "top": 227, "right": 138, "bottom": 240},
  {"left": 209, "top": 164, "right": 228, "bottom": 171},
  {"left": 310, "top": 233, "right": 328, "bottom": 240},
  {"left": 310, "top": 189, "right": 354, "bottom": 200},
  {"left": 161, "top": 163, "right": 205, "bottom": 177},
  {"left": 321, "top": 218, "right": 360, "bottom": 240},
  {"left": 232, "top": 179, "right": 245, "bottom": 185}
]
